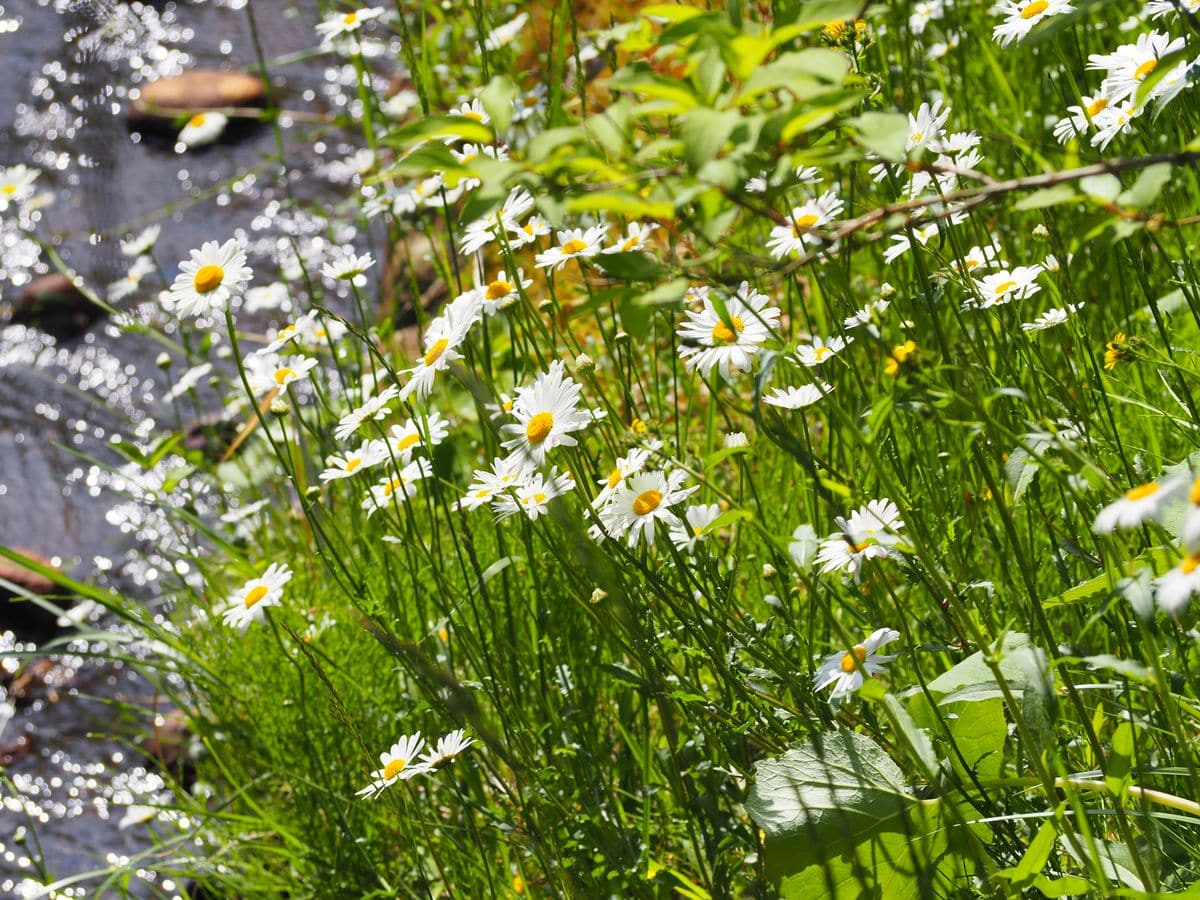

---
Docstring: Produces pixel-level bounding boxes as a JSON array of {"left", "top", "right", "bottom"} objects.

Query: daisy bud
[
  {"left": 880, "top": 282, "right": 896, "bottom": 298},
  {"left": 156, "top": 352, "right": 172, "bottom": 369},
  {"left": 614, "top": 330, "right": 631, "bottom": 345},
  {"left": 590, "top": 588, "right": 607, "bottom": 604},
  {"left": 761, "top": 563, "right": 777, "bottom": 579},
  {"left": 1032, "top": 224, "right": 1050, "bottom": 239},
  {"left": 269, "top": 397, "right": 290, "bottom": 416},
  {"left": 574, "top": 352, "right": 594, "bottom": 372}
]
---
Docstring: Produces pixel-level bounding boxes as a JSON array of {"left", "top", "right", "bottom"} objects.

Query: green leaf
[
  {"left": 1117, "top": 162, "right": 1172, "bottom": 209},
  {"left": 850, "top": 111, "right": 910, "bottom": 163},
  {"left": 996, "top": 821, "right": 1058, "bottom": 887},
  {"left": 909, "top": 696, "right": 1006, "bottom": 781},
  {"left": 1014, "top": 184, "right": 1078, "bottom": 211},
  {"left": 680, "top": 107, "right": 740, "bottom": 172},
  {"left": 479, "top": 75, "right": 518, "bottom": 134},
  {"left": 738, "top": 49, "right": 849, "bottom": 103},
  {"left": 1004, "top": 446, "right": 1039, "bottom": 505},
  {"left": 1105, "top": 722, "right": 1134, "bottom": 798},
  {"left": 383, "top": 115, "right": 494, "bottom": 149},
  {"left": 1079, "top": 173, "right": 1122, "bottom": 203},
  {"left": 593, "top": 252, "right": 668, "bottom": 281},
  {"left": 565, "top": 191, "right": 673, "bottom": 219},
  {"left": 881, "top": 693, "right": 938, "bottom": 779}
]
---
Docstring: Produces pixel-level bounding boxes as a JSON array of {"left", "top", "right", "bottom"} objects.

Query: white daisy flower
[
  {"left": 120, "top": 224, "right": 161, "bottom": 257},
  {"left": 0, "top": 164, "right": 39, "bottom": 213},
  {"left": 388, "top": 412, "right": 450, "bottom": 461},
  {"left": 1053, "top": 93, "right": 1112, "bottom": 144},
  {"left": 417, "top": 729, "right": 475, "bottom": 770},
  {"left": 508, "top": 213, "right": 552, "bottom": 247},
  {"left": 460, "top": 455, "right": 533, "bottom": 511},
  {"left": 993, "top": 0, "right": 1075, "bottom": 47},
  {"left": 244, "top": 282, "right": 291, "bottom": 313},
  {"left": 220, "top": 563, "right": 293, "bottom": 633},
  {"left": 598, "top": 469, "right": 696, "bottom": 548},
  {"left": 500, "top": 360, "right": 593, "bottom": 465},
  {"left": 316, "top": 6, "right": 385, "bottom": 42},
  {"left": 813, "top": 627, "right": 900, "bottom": 702},
  {"left": 1021, "top": 304, "right": 1083, "bottom": 333},
  {"left": 399, "top": 295, "right": 484, "bottom": 401},
  {"left": 602, "top": 221, "right": 658, "bottom": 254},
  {"left": 908, "top": 0, "right": 945, "bottom": 35},
  {"left": 245, "top": 353, "right": 319, "bottom": 395},
  {"left": 476, "top": 267, "right": 532, "bottom": 314},
  {"left": 362, "top": 459, "right": 433, "bottom": 516},
  {"left": 593, "top": 447, "right": 654, "bottom": 509},
  {"left": 765, "top": 191, "right": 844, "bottom": 259},
  {"left": 334, "top": 384, "right": 400, "bottom": 441},
  {"left": 1155, "top": 551, "right": 1200, "bottom": 617},
  {"left": 906, "top": 100, "right": 950, "bottom": 153},
  {"left": 107, "top": 255, "right": 156, "bottom": 302},
  {"left": 1089, "top": 31, "right": 1187, "bottom": 102},
  {"left": 451, "top": 98, "right": 490, "bottom": 125},
  {"left": 493, "top": 467, "right": 576, "bottom": 521},
  {"left": 970, "top": 265, "right": 1043, "bottom": 309},
  {"left": 320, "top": 439, "right": 389, "bottom": 482},
  {"left": 1182, "top": 475, "right": 1200, "bottom": 550},
  {"left": 512, "top": 83, "right": 548, "bottom": 123},
  {"left": 1091, "top": 99, "right": 1144, "bottom": 149},
  {"left": 844, "top": 300, "right": 890, "bottom": 332},
  {"left": 321, "top": 248, "right": 375, "bottom": 287},
  {"left": 356, "top": 733, "right": 427, "bottom": 799},
  {"left": 795, "top": 335, "right": 852, "bottom": 368},
  {"left": 677, "top": 282, "right": 781, "bottom": 381},
  {"left": 668, "top": 503, "right": 722, "bottom": 553},
  {"left": 1093, "top": 474, "right": 1189, "bottom": 533},
  {"left": 534, "top": 225, "right": 608, "bottom": 271},
  {"left": 162, "top": 362, "right": 213, "bottom": 402},
  {"left": 177, "top": 112, "right": 228, "bottom": 150},
  {"left": 164, "top": 238, "right": 253, "bottom": 318},
  {"left": 763, "top": 382, "right": 832, "bottom": 409},
  {"left": 1146, "top": 0, "right": 1200, "bottom": 19},
  {"left": 815, "top": 498, "right": 905, "bottom": 580}
]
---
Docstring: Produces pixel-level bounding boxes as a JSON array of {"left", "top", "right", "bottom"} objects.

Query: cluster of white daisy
[
  {"left": 356, "top": 729, "right": 475, "bottom": 799},
  {"left": 1093, "top": 472, "right": 1200, "bottom": 617},
  {"left": 1053, "top": 27, "right": 1196, "bottom": 149}
]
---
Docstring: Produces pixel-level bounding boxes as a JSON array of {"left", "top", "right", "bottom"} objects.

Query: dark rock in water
[
  {"left": 127, "top": 69, "right": 267, "bottom": 132},
  {"left": 140, "top": 710, "right": 197, "bottom": 787},
  {"left": 381, "top": 230, "right": 447, "bottom": 328},
  {"left": 0, "top": 549, "right": 73, "bottom": 638},
  {"left": 8, "top": 274, "right": 106, "bottom": 338}
]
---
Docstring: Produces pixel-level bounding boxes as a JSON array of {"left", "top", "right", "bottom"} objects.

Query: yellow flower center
[
  {"left": 1134, "top": 59, "right": 1158, "bottom": 81},
  {"left": 632, "top": 489, "right": 662, "bottom": 516},
  {"left": 1182, "top": 553, "right": 1200, "bottom": 575},
  {"left": 1, "top": 185, "right": 16, "bottom": 195},
  {"left": 621, "top": 235, "right": 640, "bottom": 251},
  {"left": 394, "top": 433, "right": 420, "bottom": 452},
  {"left": 711, "top": 316, "right": 745, "bottom": 344},
  {"left": 273, "top": 367, "right": 295, "bottom": 385},
  {"left": 526, "top": 411, "right": 554, "bottom": 443},
  {"left": 345, "top": 457, "right": 362, "bottom": 473},
  {"left": 813, "top": 346, "right": 832, "bottom": 361},
  {"left": 382, "top": 757, "right": 407, "bottom": 779},
  {"left": 1125, "top": 482, "right": 1159, "bottom": 502},
  {"left": 382, "top": 477, "right": 404, "bottom": 497},
  {"left": 850, "top": 539, "right": 872, "bottom": 553},
  {"left": 792, "top": 213, "right": 820, "bottom": 235},
  {"left": 486, "top": 279, "right": 513, "bottom": 300},
  {"left": 187, "top": 113, "right": 207, "bottom": 128},
  {"left": 607, "top": 468, "right": 623, "bottom": 488},
  {"left": 423, "top": 337, "right": 449, "bottom": 366},
  {"left": 463, "top": 110, "right": 484, "bottom": 121},
  {"left": 343, "top": 12, "right": 359, "bottom": 25},
  {"left": 437, "top": 627, "right": 449, "bottom": 641},
  {"left": 193, "top": 264, "right": 225, "bottom": 294},
  {"left": 1021, "top": 0, "right": 1048, "bottom": 18},
  {"left": 243, "top": 585, "right": 269, "bottom": 609},
  {"left": 1086, "top": 96, "right": 1109, "bottom": 117},
  {"left": 840, "top": 645, "right": 868, "bottom": 673},
  {"left": 994, "top": 280, "right": 1016, "bottom": 296},
  {"left": 1190, "top": 476, "right": 1200, "bottom": 506},
  {"left": 911, "top": 131, "right": 924, "bottom": 145},
  {"left": 561, "top": 238, "right": 588, "bottom": 255}
]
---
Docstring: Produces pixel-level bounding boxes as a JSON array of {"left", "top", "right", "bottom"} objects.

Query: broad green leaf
[
  {"left": 479, "top": 74, "right": 518, "bottom": 134},
  {"left": 881, "top": 693, "right": 938, "bottom": 779},
  {"left": 850, "top": 111, "right": 909, "bottom": 163},
  {"left": 565, "top": 191, "right": 673, "bottom": 219},
  {"left": 909, "top": 696, "right": 1006, "bottom": 781},
  {"left": 1105, "top": 722, "right": 1133, "bottom": 798},
  {"left": 680, "top": 107, "right": 740, "bottom": 172},
  {"left": 996, "top": 821, "right": 1058, "bottom": 887},
  {"left": 738, "top": 49, "right": 849, "bottom": 104},
  {"left": 1014, "top": 184, "right": 1078, "bottom": 211},
  {"left": 1004, "top": 446, "right": 1039, "bottom": 505},
  {"left": 384, "top": 115, "right": 493, "bottom": 148},
  {"left": 593, "top": 252, "right": 668, "bottom": 281},
  {"left": 636, "top": 278, "right": 690, "bottom": 307},
  {"left": 1079, "top": 173, "right": 1121, "bottom": 203},
  {"left": 1117, "top": 162, "right": 1172, "bottom": 209}
]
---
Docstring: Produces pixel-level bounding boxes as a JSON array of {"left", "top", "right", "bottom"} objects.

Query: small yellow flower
[
  {"left": 1104, "top": 332, "right": 1128, "bottom": 370},
  {"left": 512, "top": 873, "right": 525, "bottom": 895},
  {"left": 630, "top": 417, "right": 648, "bottom": 435},
  {"left": 884, "top": 340, "right": 917, "bottom": 377}
]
